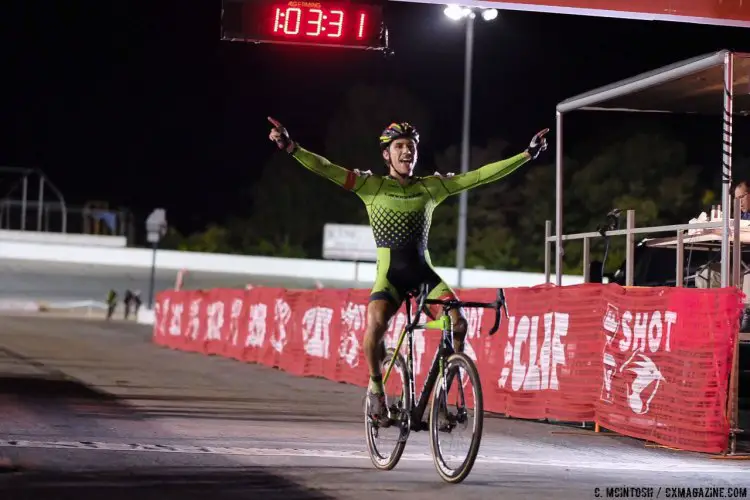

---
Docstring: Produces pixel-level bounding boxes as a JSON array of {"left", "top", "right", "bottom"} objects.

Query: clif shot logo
[{"left": 600, "top": 304, "right": 677, "bottom": 415}]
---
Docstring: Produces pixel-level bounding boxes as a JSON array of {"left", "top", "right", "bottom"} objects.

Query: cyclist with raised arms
[{"left": 268, "top": 116, "right": 548, "bottom": 422}]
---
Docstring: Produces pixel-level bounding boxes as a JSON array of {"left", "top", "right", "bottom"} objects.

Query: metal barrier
[
  {"left": 0, "top": 167, "right": 68, "bottom": 232},
  {"left": 0, "top": 200, "right": 135, "bottom": 238},
  {"left": 0, "top": 166, "right": 136, "bottom": 242},
  {"left": 543, "top": 198, "right": 745, "bottom": 289}
]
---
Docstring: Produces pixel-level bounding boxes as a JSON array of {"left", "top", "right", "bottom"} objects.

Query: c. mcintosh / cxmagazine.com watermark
[{"left": 594, "top": 486, "right": 748, "bottom": 498}]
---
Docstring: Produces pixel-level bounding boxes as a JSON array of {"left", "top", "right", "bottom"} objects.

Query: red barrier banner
[{"left": 152, "top": 283, "right": 743, "bottom": 454}]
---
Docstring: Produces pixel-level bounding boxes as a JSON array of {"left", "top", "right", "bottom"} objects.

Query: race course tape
[
  {"left": 0, "top": 299, "right": 110, "bottom": 313},
  {"left": 0, "top": 300, "right": 40, "bottom": 312},
  {"left": 0, "top": 439, "right": 747, "bottom": 473}
]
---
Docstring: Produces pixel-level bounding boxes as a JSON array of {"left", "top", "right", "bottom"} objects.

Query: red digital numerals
[{"left": 271, "top": 5, "right": 368, "bottom": 40}]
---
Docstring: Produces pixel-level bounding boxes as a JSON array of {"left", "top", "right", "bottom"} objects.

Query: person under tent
[{"left": 695, "top": 180, "right": 750, "bottom": 332}]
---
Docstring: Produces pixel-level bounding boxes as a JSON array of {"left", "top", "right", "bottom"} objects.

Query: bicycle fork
[{"left": 436, "top": 320, "right": 468, "bottom": 432}]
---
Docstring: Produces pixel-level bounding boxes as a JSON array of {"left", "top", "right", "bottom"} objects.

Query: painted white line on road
[{"left": 0, "top": 439, "right": 747, "bottom": 473}]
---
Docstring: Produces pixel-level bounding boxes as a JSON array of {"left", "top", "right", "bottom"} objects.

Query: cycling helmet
[{"left": 379, "top": 122, "right": 420, "bottom": 150}]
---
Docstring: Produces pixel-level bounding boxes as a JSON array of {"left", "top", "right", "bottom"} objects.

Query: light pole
[
  {"left": 443, "top": 4, "right": 498, "bottom": 288},
  {"left": 145, "top": 208, "right": 168, "bottom": 310}
]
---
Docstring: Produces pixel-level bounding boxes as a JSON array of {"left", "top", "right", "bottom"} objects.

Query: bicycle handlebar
[{"left": 407, "top": 284, "right": 510, "bottom": 337}]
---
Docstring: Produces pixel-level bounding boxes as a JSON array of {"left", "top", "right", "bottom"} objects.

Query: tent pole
[
  {"left": 555, "top": 110, "right": 564, "bottom": 286},
  {"left": 721, "top": 52, "right": 734, "bottom": 288}
]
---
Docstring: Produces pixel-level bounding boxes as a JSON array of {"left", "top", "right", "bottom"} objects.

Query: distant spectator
[
  {"left": 106, "top": 289, "right": 117, "bottom": 321},
  {"left": 696, "top": 180, "right": 750, "bottom": 332},
  {"left": 734, "top": 180, "right": 750, "bottom": 220},
  {"left": 132, "top": 290, "right": 142, "bottom": 318},
  {"left": 124, "top": 289, "right": 133, "bottom": 320},
  {"left": 122, "top": 289, "right": 143, "bottom": 320},
  {"left": 736, "top": 181, "right": 750, "bottom": 330}
]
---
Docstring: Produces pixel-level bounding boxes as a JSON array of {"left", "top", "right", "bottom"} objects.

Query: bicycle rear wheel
[
  {"left": 428, "top": 352, "right": 484, "bottom": 484},
  {"left": 365, "top": 347, "right": 411, "bottom": 470}
]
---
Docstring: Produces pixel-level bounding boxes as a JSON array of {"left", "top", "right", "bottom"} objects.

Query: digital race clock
[{"left": 221, "top": 0, "right": 388, "bottom": 50}]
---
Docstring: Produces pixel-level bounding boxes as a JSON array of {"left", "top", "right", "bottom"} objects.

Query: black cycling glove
[
  {"left": 526, "top": 128, "right": 549, "bottom": 160},
  {"left": 268, "top": 116, "right": 298, "bottom": 154}
]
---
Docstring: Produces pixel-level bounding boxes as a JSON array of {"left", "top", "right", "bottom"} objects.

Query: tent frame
[
  {"left": 552, "top": 49, "right": 747, "bottom": 288},
  {"left": 549, "top": 50, "right": 750, "bottom": 455}
]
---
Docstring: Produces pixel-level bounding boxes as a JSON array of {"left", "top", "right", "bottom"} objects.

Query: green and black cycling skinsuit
[{"left": 291, "top": 146, "right": 530, "bottom": 309}]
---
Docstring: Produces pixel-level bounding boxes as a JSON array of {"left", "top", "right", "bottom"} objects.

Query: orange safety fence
[{"left": 151, "top": 283, "right": 743, "bottom": 454}]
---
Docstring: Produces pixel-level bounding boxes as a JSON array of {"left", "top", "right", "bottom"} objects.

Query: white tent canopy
[{"left": 553, "top": 50, "right": 750, "bottom": 286}]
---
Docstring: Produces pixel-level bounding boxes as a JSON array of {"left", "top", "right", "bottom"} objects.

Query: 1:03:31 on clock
[
  {"left": 272, "top": 6, "right": 367, "bottom": 39},
  {"left": 220, "top": 0, "right": 386, "bottom": 49}
]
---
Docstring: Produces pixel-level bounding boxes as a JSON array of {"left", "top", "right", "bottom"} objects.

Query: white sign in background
[{"left": 322, "top": 223, "right": 377, "bottom": 262}]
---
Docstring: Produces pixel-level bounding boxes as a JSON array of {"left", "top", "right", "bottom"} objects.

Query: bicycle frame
[
  {"left": 382, "top": 306, "right": 453, "bottom": 431},
  {"left": 380, "top": 285, "right": 507, "bottom": 432}
]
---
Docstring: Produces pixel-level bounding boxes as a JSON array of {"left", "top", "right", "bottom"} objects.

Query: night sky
[{"left": 1, "top": 1, "right": 749, "bottom": 236}]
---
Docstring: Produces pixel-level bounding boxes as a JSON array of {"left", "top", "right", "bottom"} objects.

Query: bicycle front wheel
[
  {"left": 428, "top": 352, "right": 484, "bottom": 484},
  {"left": 365, "top": 347, "right": 411, "bottom": 471}
]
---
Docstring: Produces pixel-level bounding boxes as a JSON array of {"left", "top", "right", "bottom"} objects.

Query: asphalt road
[
  {"left": 0, "top": 259, "right": 358, "bottom": 304},
  {"left": 0, "top": 315, "right": 748, "bottom": 499}
]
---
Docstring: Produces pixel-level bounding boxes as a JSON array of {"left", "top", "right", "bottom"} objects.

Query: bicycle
[{"left": 364, "top": 282, "right": 509, "bottom": 484}]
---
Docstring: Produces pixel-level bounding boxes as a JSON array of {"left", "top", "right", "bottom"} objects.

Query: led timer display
[
  {"left": 222, "top": 0, "right": 386, "bottom": 49},
  {"left": 272, "top": 5, "right": 362, "bottom": 39}
]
